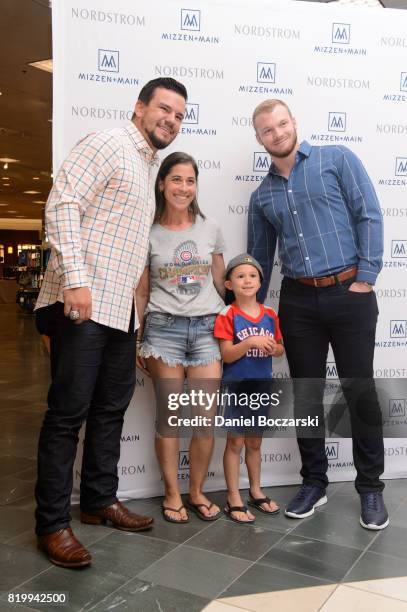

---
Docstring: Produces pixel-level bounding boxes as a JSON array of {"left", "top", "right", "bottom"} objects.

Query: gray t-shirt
[{"left": 146, "top": 216, "right": 225, "bottom": 316}]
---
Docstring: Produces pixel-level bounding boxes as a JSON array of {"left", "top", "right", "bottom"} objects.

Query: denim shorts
[{"left": 140, "top": 312, "right": 221, "bottom": 367}]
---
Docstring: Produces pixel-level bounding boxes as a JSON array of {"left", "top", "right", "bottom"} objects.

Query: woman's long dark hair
[{"left": 154, "top": 152, "right": 205, "bottom": 223}]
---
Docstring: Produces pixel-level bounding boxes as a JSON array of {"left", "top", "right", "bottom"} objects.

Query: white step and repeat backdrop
[{"left": 51, "top": 0, "right": 407, "bottom": 498}]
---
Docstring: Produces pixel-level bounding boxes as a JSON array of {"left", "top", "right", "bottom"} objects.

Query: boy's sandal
[
  {"left": 224, "top": 501, "right": 255, "bottom": 524},
  {"left": 186, "top": 499, "right": 221, "bottom": 521},
  {"left": 247, "top": 492, "right": 280, "bottom": 515},
  {"left": 162, "top": 504, "right": 190, "bottom": 523}
]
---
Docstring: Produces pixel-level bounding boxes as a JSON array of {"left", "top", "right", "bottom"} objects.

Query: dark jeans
[
  {"left": 35, "top": 301, "right": 137, "bottom": 535},
  {"left": 278, "top": 276, "right": 384, "bottom": 494}
]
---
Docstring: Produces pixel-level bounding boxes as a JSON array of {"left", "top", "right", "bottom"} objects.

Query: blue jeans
[{"left": 35, "top": 301, "right": 136, "bottom": 535}]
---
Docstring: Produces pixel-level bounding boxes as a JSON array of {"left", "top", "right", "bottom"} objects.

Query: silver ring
[{"left": 69, "top": 310, "right": 80, "bottom": 321}]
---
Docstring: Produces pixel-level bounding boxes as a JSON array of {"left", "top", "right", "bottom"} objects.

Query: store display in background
[
  {"left": 15, "top": 245, "right": 50, "bottom": 313},
  {"left": 0, "top": 230, "right": 50, "bottom": 308},
  {"left": 0, "top": 231, "right": 43, "bottom": 306}
]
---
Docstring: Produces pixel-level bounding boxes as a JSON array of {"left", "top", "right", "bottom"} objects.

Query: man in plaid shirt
[{"left": 35, "top": 78, "right": 187, "bottom": 568}]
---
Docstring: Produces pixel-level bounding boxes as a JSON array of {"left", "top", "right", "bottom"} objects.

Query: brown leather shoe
[
  {"left": 81, "top": 500, "right": 154, "bottom": 532},
  {"left": 37, "top": 528, "right": 92, "bottom": 568}
]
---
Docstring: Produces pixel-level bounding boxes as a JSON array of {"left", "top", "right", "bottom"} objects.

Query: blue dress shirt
[{"left": 247, "top": 141, "right": 383, "bottom": 303}]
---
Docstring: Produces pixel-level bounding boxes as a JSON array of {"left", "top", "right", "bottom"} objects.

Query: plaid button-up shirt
[{"left": 36, "top": 123, "right": 159, "bottom": 332}]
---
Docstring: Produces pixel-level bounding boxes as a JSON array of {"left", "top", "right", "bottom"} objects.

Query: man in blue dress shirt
[{"left": 247, "top": 99, "right": 388, "bottom": 530}]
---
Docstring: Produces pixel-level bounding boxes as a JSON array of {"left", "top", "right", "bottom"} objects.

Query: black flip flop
[
  {"left": 224, "top": 501, "right": 255, "bottom": 524},
  {"left": 186, "top": 499, "right": 221, "bottom": 521},
  {"left": 247, "top": 492, "right": 280, "bottom": 515},
  {"left": 161, "top": 504, "right": 190, "bottom": 523}
]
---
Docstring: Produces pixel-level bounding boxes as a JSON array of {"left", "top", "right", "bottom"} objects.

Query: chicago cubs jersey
[{"left": 214, "top": 303, "right": 282, "bottom": 381}]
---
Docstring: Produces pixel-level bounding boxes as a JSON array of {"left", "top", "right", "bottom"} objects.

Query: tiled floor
[{"left": 1, "top": 303, "right": 407, "bottom": 611}]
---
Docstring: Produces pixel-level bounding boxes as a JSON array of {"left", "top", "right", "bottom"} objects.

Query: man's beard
[
  {"left": 267, "top": 131, "right": 298, "bottom": 159},
  {"left": 145, "top": 126, "right": 174, "bottom": 150}
]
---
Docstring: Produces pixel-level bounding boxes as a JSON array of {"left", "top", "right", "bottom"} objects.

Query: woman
[{"left": 136, "top": 152, "right": 225, "bottom": 523}]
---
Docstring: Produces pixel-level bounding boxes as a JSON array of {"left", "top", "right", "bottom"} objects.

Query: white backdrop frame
[{"left": 51, "top": 0, "right": 407, "bottom": 498}]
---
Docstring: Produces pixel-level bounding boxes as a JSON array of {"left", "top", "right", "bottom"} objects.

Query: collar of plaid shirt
[{"left": 124, "top": 122, "right": 160, "bottom": 166}]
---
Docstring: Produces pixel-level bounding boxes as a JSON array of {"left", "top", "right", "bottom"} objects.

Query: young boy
[{"left": 214, "top": 253, "right": 284, "bottom": 523}]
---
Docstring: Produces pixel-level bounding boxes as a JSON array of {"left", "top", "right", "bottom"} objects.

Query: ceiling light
[
  {"left": 33, "top": 177, "right": 40, "bottom": 180},
  {"left": 2, "top": 177, "right": 9, "bottom": 180},
  {"left": 28, "top": 59, "right": 53, "bottom": 74},
  {"left": 3, "top": 163, "right": 8, "bottom": 170},
  {"left": 3, "top": 183, "right": 10, "bottom": 187},
  {"left": 23, "top": 190, "right": 41, "bottom": 194},
  {"left": 7, "top": 210, "right": 17, "bottom": 213},
  {"left": 16, "top": 215, "right": 26, "bottom": 218},
  {"left": 33, "top": 200, "right": 46, "bottom": 204},
  {"left": 0, "top": 158, "right": 19, "bottom": 163},
  {"left": 0, "top": 203, "right": 8, "bottom": 207}
]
